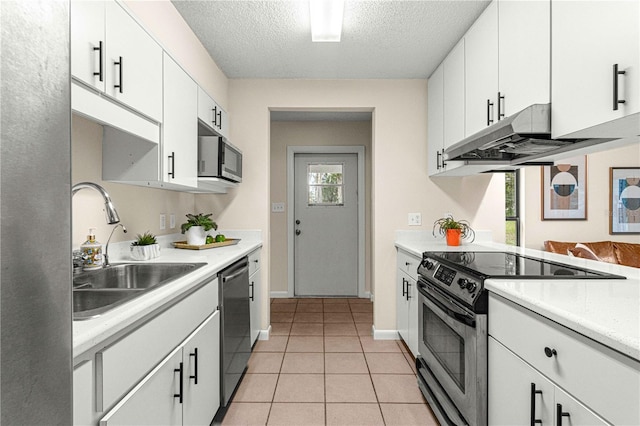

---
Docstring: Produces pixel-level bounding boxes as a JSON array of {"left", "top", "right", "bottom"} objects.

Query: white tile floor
[{"left": 220, "top": 298, "right": 440, "bottom": 426}]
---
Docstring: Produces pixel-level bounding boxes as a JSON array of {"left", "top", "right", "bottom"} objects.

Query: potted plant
[
  {"left": 432, "top": 215, "right": 475, "bottom": 246},
  {"left": 130, "top": 231, "right": 160, "bottom": 260},
  {"left": 181, "top": 213, "right": 217, "bottom": 246}
]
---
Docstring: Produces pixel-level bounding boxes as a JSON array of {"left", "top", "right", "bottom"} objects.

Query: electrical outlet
[
  {"left": 160, "top": 214, "right": 166, "bottom": 230},
  {"left": 408, "top": 213, "right": 422, "bottom": 226},
  {"left": 272, "top": 202, "right": 285, "bottom": 213},
  {"left": 169, "top": 214, "right": 176, "bottom": 229}
]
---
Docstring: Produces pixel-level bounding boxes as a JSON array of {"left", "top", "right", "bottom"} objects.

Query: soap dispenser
[{"left": 80, "top": 227, "right": 103, "bottom": 270}]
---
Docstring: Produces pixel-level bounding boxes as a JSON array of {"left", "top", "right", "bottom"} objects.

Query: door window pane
[{"left": 308, "top": 163, "right": 344, "bottom": 206}]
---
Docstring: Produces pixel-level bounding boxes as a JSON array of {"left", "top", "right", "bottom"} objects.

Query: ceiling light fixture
[{"left": 310, "top": 0, "right": 345, "bottom": 42}]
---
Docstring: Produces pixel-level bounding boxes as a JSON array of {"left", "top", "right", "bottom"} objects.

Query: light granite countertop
[
  {"left": 395, "top": 231, "right": 640, "bottom": 361},
  {"left": 73, "top": 230, "right": 262, "bottom": 361}
]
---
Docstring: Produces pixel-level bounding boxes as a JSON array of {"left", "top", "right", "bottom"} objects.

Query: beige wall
[
  {"left": 523, "top": 143, "right": 640, "bottom": 249},
  {"left": 224, "top": 79, "right": 506, "bottom": 332},
  {"left": 269, "top": 121, "right": 373, "bottom": 294},
  {"left": 72, "top": 115, "right": 195, "bottom": 247}
]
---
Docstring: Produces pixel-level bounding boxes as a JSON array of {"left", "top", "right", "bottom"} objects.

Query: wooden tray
[{"left": 173, "top": 239, "right": 240, "bottom": 250}]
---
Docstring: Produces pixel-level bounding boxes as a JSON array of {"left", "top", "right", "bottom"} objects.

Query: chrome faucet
[
  {"left": 104, "top": 224, "right": 127, "bottom": 267},
  {"left": 71, "top": 182, "right": 121, "bottom": 224},
  {"left": 72, "top": 182, "right": 123, "bottom": 269}
]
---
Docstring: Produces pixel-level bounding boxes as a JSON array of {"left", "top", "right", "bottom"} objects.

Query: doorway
[{"left": 287, "top": 146, "right": 365, "bottom": 298}]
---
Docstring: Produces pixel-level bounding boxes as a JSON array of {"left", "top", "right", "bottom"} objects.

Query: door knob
[
  {"left": 295, "top": 229, "right": 301, "bottom": 235},
  {"left": 295, "top": 219, "right": 301, "bottom": 225}
]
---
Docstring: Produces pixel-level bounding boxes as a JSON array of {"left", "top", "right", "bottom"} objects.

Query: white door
[{"left": 294, "top": 153, "right": 358, "bottom": 297}]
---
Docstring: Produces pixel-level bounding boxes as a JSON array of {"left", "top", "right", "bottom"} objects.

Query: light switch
[
  {"left": 408, "top": 213, "right": 422, "bottom": 226},
  {"left": 160, "top": 214, "right": 166, "bottom": 230},
  {"left": 169, "top": 214, "right": 176, "bottom": 229},
  {"left": 272, "top": 202, "right": 285, "bottom": 213}
]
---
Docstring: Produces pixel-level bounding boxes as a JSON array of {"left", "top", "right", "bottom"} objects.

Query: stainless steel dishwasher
[{"left": 218, "top": 256, "right": 251, "bottom": 410}]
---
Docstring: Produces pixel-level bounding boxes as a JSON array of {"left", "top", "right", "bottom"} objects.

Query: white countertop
[
  {"left": 395, "top": 231, "right": 640, "bottom": 361},
  {"left": 73, "top": 231, "right": 262, "bottom": 360}
]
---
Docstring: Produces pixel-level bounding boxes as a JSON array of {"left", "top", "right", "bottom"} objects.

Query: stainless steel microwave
[{"left": 198, "top": 136, "right": 242, "bottom": 183}]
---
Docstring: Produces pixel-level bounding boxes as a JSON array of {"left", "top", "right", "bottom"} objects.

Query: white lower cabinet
[
  {"left": 249, "top": 249, "right": 262, "bottom": 345},
  {"left": 489, "top": 337, "right": 607, "bottom": 426},
  {"left": 489, "top": 293, "right": 639, "bottom": 425},
  {"left": 396, "top": 249, "right": 419, "bottom": 357},
  {"left": 100, "top": 311, "right": 220, "bottom": 426},
  {"left": 74, "top": 361, "right": 94, "bottom": 426}
]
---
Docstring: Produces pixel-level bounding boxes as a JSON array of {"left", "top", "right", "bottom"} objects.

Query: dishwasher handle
[{"left": 221, "top": 265, "right": 249, "bottom": 283}]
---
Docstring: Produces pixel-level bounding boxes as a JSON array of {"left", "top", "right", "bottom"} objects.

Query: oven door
[{"left": 417, "top": 280, "right": 486, "bottom": 426}]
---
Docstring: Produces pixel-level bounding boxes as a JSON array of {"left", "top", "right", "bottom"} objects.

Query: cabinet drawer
[
  {"left": 397, "top": 249, "right": 420, "bottom": 280},
  {"left": 98, "top": 279, "right": 217, "bottom": 412},
  {"left": 489, "top": 294, "right": 640, "bottom": 425},
  {"left": 249, "top": 249, "right": 261, "bottom": 277}
]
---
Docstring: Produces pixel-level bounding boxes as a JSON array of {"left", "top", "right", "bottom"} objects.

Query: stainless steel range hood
[{"left": 444, "top": 104, "right": 613, "bottom": 167}]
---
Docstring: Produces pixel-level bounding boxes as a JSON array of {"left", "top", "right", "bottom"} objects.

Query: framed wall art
[
  {"left": 609, "top": 167, "right": 640, "bottom": 234},
  {"left": 541, "top": 156, "right": 587, "bottom": 220}
]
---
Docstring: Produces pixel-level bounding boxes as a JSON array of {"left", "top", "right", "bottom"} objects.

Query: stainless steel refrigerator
[{"left": 1, "top": 1, "right": 72, "bottom": 424}]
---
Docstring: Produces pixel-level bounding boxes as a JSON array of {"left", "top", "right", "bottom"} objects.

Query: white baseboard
[
  {"left": 270, "top": 291, "right": 371, "bottom": 299},
  {"left": 259, "top": 325, "right": 271, "bottom": 340},
  {"left": 372, "top": 326, "right": 400, "bottom": 340}
]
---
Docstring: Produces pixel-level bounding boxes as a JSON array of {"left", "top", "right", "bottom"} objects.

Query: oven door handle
[{"left": 419, "top": 282, "right": 476, "bottom": 328}]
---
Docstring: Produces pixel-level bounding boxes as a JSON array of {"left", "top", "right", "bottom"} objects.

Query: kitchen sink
[{"left": 73, "top": 262, "right": 206, "bottom": 320}]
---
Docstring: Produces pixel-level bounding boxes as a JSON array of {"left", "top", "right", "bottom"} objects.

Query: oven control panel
[{"left": 419, "top": 257, "right": 483, "bottom": 306}]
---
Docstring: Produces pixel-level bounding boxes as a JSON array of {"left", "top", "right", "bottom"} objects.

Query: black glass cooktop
[{"left": 424, "top": 251, "right": 626, "bottom": 279}]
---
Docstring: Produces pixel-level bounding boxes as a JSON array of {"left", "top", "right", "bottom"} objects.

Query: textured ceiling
[{"left": 171, "top": 0, "right": 491, "bottom": 79}]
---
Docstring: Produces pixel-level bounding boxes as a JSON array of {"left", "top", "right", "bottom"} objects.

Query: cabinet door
[
  {"left": 183, "top": 312, "right": 221, "bottom": 426},
  {"left": 552, "top": 0, "right": 639, "bottom": 138},
  {"left": 71, "top": 1, "right": 105, "bottom": 92},
  {"left": 443, "top": 39, "right": 466, "bottom": 150},
  {"left": 554, "top": 387, "right": 609, "bottom": 426},
  {"left": 249, "top": 270, "right": 262, "bottom": 346},
  {"left": 74, "top": 361, "right": 94, "bottom": 426},
  {"left": 489, "top": 337, "right": 554, "bottom": 426},
  {"left": 406, "top": 275, "right": 419, "bottom": 357},
  {"left": 427, "top": 63, "right": 444, "bottom": 176},
  {"left": 498, "top": 0, "right": 550, "bottom": 116},
  {"left": 396, "top": 271, "right": 409, "bottom": 343},
  {"left": 105, "top": 1, "right": 162, "bottom": 122},
  {"left": 100, "top": 348, "right": 182, "bottom": 426},
  {"left": 197, "top": 87, "right": 217, "bottom": 132},
  {"left": 163, "top": 53, "right": 198, "bottom": 188},
  {"left": 464, "top": 1, "right": 498, "bottom": 136},
  {"left": 218, "top": 106, "right": 230, "bottom": 139}
]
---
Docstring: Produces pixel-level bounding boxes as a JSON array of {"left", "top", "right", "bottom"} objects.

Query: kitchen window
[{"left": 505, "top": 170, "right": 520, "bottom": 246}]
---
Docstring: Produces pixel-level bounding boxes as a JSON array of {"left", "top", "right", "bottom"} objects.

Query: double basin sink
[{"left": 73, "top": 262, "right": 206, "bottom": 320}]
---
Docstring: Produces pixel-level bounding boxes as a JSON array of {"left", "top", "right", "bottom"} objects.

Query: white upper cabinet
[
  {"left": 197, "top": 87, "right": 230, "bottom": 139},
  {"left": 551, "top": 0, "right": 639, "bottom": 138},
  {"left": 71, "top": 1, "right": 163, "bottom": 122},
  {"left": 105, "top": 2, "right": 162, "bottom": 122},
  {"left": 71, "top": 1, "right": 106, "bottom": 92},
  {"left": 428, "top": 40, "right": 466, "bottom": 176},
  {"left": 163, "top": 53, "right": 198, "bottom": 188},
  {"left": 444, "top": 40, "right": 466, "bottom": 150},
  {"left": 464, "top": 1, "right": 499, "bottom": 137},
  {"left": 427, "top": 63, "right": 444, "bottom": 175},
  {"left": 498, "top": 0, "right": 550, "bottom": 117}
]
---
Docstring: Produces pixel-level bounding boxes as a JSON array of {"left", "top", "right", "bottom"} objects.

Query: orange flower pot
[{"left": 446, "top": 229, "right": 462, "bottom": 246}]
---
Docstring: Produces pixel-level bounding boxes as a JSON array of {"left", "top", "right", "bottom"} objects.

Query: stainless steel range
[{"left": 415, "top": 251, "right": 625, "bottom": 426}]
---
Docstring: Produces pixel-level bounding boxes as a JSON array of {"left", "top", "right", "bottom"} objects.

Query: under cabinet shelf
[{"left": 193, "top": 177, "right": 239, "bottom": 194}]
